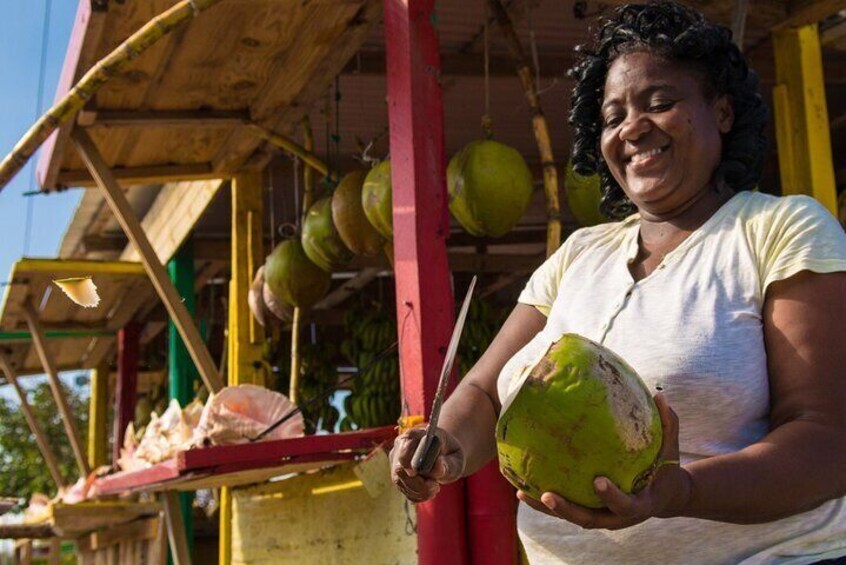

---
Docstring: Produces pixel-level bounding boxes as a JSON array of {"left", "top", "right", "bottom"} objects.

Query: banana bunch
[
  {"left": 339, "top": 307, "right": 401, "bottom": 430},
  {"left": 295, "top": 341, "right": 341, "bottom": 434},
  {"left": 457, "top": 298, "right": 503, "bottom": 376}
]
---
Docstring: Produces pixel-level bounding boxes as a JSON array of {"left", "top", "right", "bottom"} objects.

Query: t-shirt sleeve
[
  {"left": 758, "top": 195, "right": 846, "bottom": 293},
  {"left": 517, "top": 236, "right": 578, "bottom": 316}
]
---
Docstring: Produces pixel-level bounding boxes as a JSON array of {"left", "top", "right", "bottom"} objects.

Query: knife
[{"left": 410, "top": 275, "right": 477, "bottom": 475}]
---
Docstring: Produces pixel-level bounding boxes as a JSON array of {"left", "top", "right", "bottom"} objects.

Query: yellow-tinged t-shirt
[{"left": 498, "top": 191, "right": 846, "bottom": 565}]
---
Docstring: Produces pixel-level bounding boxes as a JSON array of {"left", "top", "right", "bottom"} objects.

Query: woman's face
[{"left": 599, "top": 51, "right": 733, "bottom": 217}]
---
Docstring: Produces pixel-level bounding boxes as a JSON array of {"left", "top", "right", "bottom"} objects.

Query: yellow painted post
[
  {"left": 772, "top": 24, "right": 838, "bottom": 214},
  {"left": 220, "top": 171, "right": 265, "bottom": 565},
  {"left": 88, "top": 361, "right": 110, "bottom": 469}
]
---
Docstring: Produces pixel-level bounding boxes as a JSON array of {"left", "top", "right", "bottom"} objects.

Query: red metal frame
[
  {"left": 383, "top": 1, "right": 469, "bottom": 563},
  {"left": 113, "top": 322, "right": 139, "bottom": 464}
]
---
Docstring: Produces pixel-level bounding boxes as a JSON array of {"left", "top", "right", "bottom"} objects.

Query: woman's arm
[
  {"left": 390, "top": 303, "right": 546, "bottom": 501},
  {"left": 679, "top": 269, "right": 846, "bottom": 523},
  {"left": 522, "top": 270, "right": 846, "bottom": 529}
]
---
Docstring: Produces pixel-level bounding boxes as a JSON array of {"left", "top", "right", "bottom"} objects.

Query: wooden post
[
  {"left": 163, "top": 491, "right": 193, "bottom": 565},
  {"left": 71, "top": 129, "right": 224, "bottom": 393},
  {"left": 221, "top": 171, "right": 265, "bottom": 565},
  {"left": 88, "top": 361, "right": 110, "bottom": 468},
  {"left": 168, "top": 240, "right": 196, "bottom": 557},
  {"left": 383, "top": 1, "right": 469, "bottom": 563},
  {"left": 22, "top": 301, "right": 90, "bottom": 477},
  {"left": 0, "top": 353, "right": 66, "bottom": 488},
  {"left": 113, "top": 323, "right": 139, "bottom": 466},
  {"left": 772, "top": 24, "right": 837, "bottom": 214}
]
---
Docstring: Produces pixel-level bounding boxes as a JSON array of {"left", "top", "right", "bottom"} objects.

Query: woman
[{"left": 391, "top": 2, "right": 846, "bottom": 563}]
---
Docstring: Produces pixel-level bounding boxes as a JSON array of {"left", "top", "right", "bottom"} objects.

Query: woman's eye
[
  {"left": 648, "top": 101, "right": 675, "bottom": 112},
  {"left": 603, "top": 115, "right": 622, "bottom": 128}
]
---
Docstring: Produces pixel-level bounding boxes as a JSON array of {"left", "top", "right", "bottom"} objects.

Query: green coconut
[
  {"left": 565, "top": 160, "right": 607, "bottom": 227},
  {"left": 447, "top": 140, "right": 534, "bottom": 237},
  {"left": 332, "top": 170, "right": 385, "bottom": 257},
  {"left": 496, "top": 334, "right": 663, "bottom": 508},
  {"left": 362, "top": 159, "right": 393, "bottom": 239},
  {"left": 264, "top": 239, "right": 331, "bottom": 309},
  {"left": 302, "top": 197, "right": 355, "bottom": 272}
]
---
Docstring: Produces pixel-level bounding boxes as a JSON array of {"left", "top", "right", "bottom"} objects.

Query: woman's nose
[{"left": 619, "top": 112, "right": 651, "bottom": 141}]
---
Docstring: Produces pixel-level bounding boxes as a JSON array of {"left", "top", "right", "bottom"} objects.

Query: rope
[
  {"left": 481, "top": 0, "right": 493, "bottom": 139},
  {"left": 187, "top": 0, "right": 201, "bottom": 17},
  {"left": 24, "top": 0, "right": 52, "bottom": 256}
]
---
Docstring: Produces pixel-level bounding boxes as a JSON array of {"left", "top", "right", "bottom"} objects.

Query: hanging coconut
[
  {"left": 331, "top": 170, "right": 385, "bottom": 257},
  {"left": 262, "top": 281, "right": 293, "bottom": 322},
  {"left": 301, "top": 197, "right": 355, "bottom": 272},
  {"left": 264, "top": 239, "right": 331, "bottom": 309},
  {"left": 496, "top": 333, "right": 663, "bottom": 509},
  {"left": 447, "top": 140, "right": 534, "bottom": 238},
  {"left": 565, "top": 160, "right": 606, "bottom": 227},
  {"left": 361, "top": 159, "right": 393, "bottom": 239},
  {"left": 248, "top": 266, "right": 269, "bottom": 327}
]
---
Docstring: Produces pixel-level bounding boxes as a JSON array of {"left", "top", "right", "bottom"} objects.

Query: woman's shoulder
[
  {"left": 733, "top": 190, "right": 835, "bottom": 224},
  {"left": 563, "top": 216, "right": 636, "bottom": 253}
]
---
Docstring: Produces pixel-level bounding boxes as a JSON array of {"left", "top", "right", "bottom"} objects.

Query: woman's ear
[{"left": 715, "top": 95, "right": 734, "bottom": 134}]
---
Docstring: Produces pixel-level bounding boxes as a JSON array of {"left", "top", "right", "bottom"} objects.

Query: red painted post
[
  {"left": 113, "top": 323, "right": 140, "bottom": 465},
  {"left": 383, "top": 1, "right": 469, "bottom": 563},
  {"left": 466, "top": 461, "right": 519, "bottom": 564}
]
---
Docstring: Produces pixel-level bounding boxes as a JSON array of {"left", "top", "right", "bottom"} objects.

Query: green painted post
[{"left": 168, "top": 238, "right": 197, "bottom": 560}]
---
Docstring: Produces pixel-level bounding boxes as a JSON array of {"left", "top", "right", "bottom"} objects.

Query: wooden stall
[{"left": 0, "top": 0, "right": 844, "bottom": 564}]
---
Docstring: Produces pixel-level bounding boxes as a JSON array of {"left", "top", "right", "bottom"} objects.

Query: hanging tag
[
  {"left": 53, "top": 277, "right": 101, "bottom": 308},
  {"left": 353, "top": 446, "right": 391, "bottom": 499}
]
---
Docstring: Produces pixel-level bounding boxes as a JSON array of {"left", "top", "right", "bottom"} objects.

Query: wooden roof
[
  {"left": 36, "top": 0, "right": 381, "bottom": 191},
  {"left": 0, "top": 259, "right": 155, "bottom": 377}
]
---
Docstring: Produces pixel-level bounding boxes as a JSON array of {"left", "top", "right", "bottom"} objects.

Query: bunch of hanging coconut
[
  {"left": 447, "top": 140, "right": 534, "bottom": 237},
  {"left": 496, "top": 333, "right": 663, "bottom": 508},
  {"left": 332, "top": 169, "right": 385, "bottom": 257},
  {"left": 361, "top": 159, "right": 394, "bottom": 240}
]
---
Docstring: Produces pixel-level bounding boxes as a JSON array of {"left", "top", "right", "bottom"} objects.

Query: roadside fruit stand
[{"left": 0, "top": 0, "right": 844, "bottom": 564}]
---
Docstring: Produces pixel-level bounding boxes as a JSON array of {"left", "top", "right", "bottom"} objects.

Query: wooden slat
[
  {"left": 48, "top": 502, "right": 161, "bottom": 537},
  {"left": 56, "top": 163, "right": 223, "bottom": 189},
  {"left": 0, "top": 524, "right": 55, "bottom": 539},
  {"left": 22, "top": 301, "right": 90, "bottom": 477},
  {"left": 79, "top": 109, "right": 249, "bottom": 128},
  {"left": 85, "top": 518, "right": 160, "bottom": 552},
  {"left": 72, "top": 129, "right": 224, "bottom": 393},
  {"left": 163, "top": 493, "right": 192, "bottom": 565},
  {"left": 772, "top": 0, "right": 846, "bottom": 30}
]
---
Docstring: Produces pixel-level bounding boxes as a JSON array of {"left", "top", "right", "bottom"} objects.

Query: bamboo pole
[
  {"left": 288, "top": 116, "right": 316, "bottom": 405},
  {"left": 486, "top": 0, "right": 561, "bottom": 257},
  {"left": 0, "top": 0, "right": 224, "bottom": 193},
  {"left": 246, "top": 122, "right": 331, "bottom": 179},
  {"left": 72, "top": 129, "right": 224, "bottom": 393},
  {"left": 22, "top": 302, "right": 90, "bottom": 477},
  {"left": 0, "top": 353, "right": 66, "bottom": 489}
]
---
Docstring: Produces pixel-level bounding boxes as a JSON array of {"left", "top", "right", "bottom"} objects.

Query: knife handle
[{"left": 411, "top": 434, "right": 441, "bottom": 476}]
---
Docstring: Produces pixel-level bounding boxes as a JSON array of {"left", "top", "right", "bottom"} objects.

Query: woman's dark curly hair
[{"left": 568, "top": 1, "right": 768, "bottom": 220}]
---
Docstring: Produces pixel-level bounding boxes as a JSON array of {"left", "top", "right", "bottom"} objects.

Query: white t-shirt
[{"left": 497, "top": 191, "right": 846, "bottom": 564}]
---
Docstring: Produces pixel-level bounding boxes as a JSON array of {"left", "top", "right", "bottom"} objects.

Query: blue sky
[
  {"left": 0, "top": 3, "right": 86, "bottom": 399},
  {"left": 0, "top": 2, "right": 81, "bottom": 284}
]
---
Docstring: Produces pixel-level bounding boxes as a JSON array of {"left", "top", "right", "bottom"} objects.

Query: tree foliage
[{"left": 0, "top": 380, "right": 88, "bottom": 499}]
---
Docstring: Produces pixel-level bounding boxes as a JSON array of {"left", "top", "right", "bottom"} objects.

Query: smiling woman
[{"left": 387, "top": 2, "right": 846, "bottom": 564}]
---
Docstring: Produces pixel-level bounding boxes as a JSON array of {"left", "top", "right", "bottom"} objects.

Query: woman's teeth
[{"left": 629, "top": 147, "right": 664, "bottom": 164}]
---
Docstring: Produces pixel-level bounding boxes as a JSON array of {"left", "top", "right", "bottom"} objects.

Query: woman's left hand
[{"left": 517, "top": 394, "right": 693, "bottom": 530}]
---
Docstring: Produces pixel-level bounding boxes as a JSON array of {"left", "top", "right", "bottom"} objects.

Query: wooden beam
[
  {"left": 88, "top": 361, "right": 110, "bottom": 469},
  {"left": 0, "top": 524, "right": 56, "bottom": 540},
  {"left": 119, "top": 179, "right": 225, "bottom": 264},
  {"left": 0, "top": 353, "right": 66, "bottom": 488},
  {"left": 22, "top": 301, "right": 90, "bottom": 477},
  {"left": 773, "top": 25, "right": 838, "bottom": 213},
  {"left": 55, "top": 164, "right": 224, "bottom": 190},
  {"left": 72, "top": 129, "right": 224, "bottom": 393},
  {"left": 113, "top": 324, "right": 139, "bottom": 466},
  {"left": 344, "top": 50, "right": 574, "bottom": 78},
  {"left": 773, "top": 0, "right": 846, "bottom": 30},
  {"left": 78, "top": 109, "right": 250, "bottom": 128},
  {"left": 383, "top": 0, "right": 469, "bottom": 563},
  {"left": 221, "top": 172, "right": 265, "bottom": 565},
  {"left": 163, "top": 492, "right": 193, "bottom": 565}
]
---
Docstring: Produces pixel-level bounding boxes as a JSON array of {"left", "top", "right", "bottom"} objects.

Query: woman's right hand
[{"left": 390, "top": 426, "right": 466, "bottom": 502}]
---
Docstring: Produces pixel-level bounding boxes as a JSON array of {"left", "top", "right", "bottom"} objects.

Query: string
[
  {"left": 481, "top": 0, "right": 493, "bottom": 139},
  {"left": 24, "top": 0, "right": 52, "bottom": 256}
]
